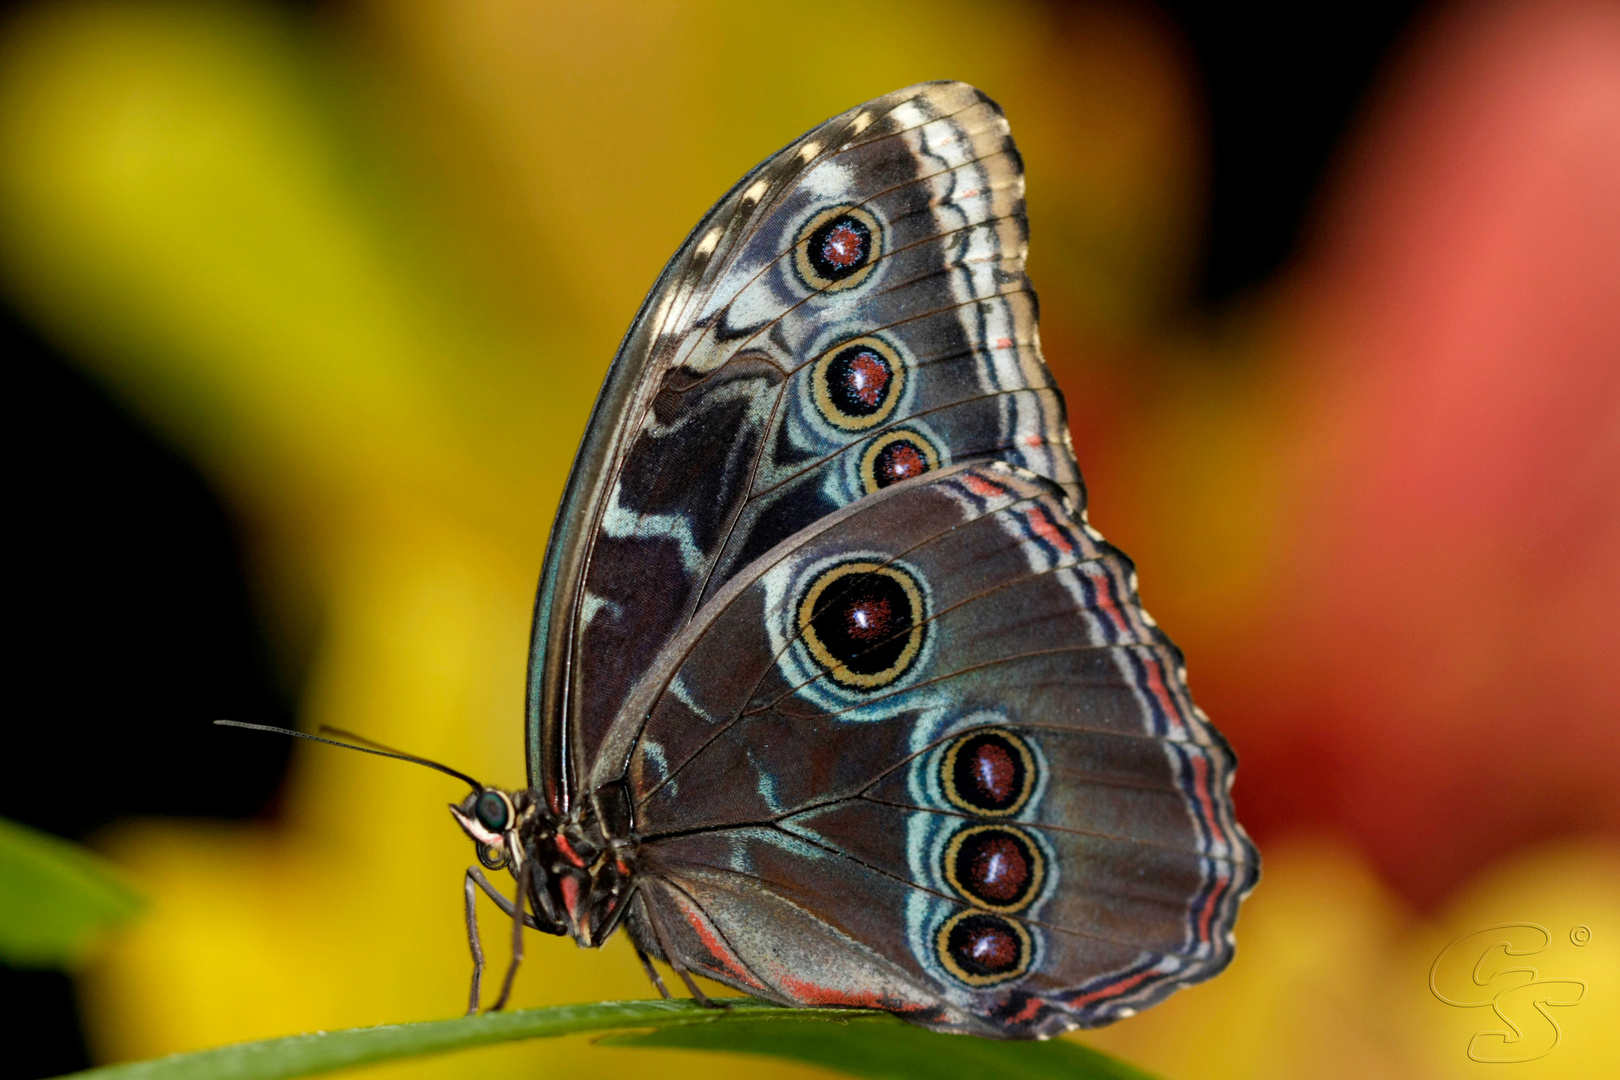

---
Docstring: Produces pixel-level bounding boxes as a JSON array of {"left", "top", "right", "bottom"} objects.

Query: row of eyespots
[
  {"left": 796, "top": 561, "right": 926, "bottom": 690},
  {"left": 794, "top": 199, "right": 940, "bottom": 493},
  {"left": 936, "top": 728, "right": 1043, "bottom": 987}
]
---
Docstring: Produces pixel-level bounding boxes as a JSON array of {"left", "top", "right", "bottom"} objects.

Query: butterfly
[{"left": 233, "top": 79, "right": 1257, "bottom": 1040}]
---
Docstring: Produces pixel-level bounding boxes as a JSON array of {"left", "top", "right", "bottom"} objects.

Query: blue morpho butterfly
[{"left": 225, "top": 81, "right": 1257, "bottom": 1039}]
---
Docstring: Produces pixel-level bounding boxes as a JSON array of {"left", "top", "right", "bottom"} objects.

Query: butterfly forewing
[{"left": 528, "top": 82, "right": 1080, "bottom": 810}]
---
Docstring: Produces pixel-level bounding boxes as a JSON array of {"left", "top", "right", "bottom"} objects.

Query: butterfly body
[{"left": 451, "top": 80, "right": 1257, "bottom": 1039}]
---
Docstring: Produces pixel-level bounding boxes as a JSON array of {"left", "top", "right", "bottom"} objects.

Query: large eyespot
[
  {"left": 941, "top": 728, "right": 1036, "bottom": 817},
  {"left": 798, "top": 561, "right": 926, "bottom": 690},
  {"left": 859, "top": 429, "right": 940, "bottom": 493},
  {"left": 793, "top": 205, "right": 882, "bottom": 292},
  {"left": 811, "top": 337, "right": 905, "bottom": 430},
  {"left": 936, "top": 910, "right": 1033, "bottom": 987},
  {"left": 475, "top": 790, "right": 512, "bottom": 833},
  {"left": 943, "top": 825, "right": 1044, "bottom": 912}
]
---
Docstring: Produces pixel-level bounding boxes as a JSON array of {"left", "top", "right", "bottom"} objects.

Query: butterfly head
[
  {"left": 448, "top": 787, "right": 527, "bottom": 872},
  {"left": 448, "top": 787, "right": 633, "bottom": 946}
]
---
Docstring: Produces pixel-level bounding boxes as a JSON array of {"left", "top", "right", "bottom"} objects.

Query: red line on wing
[
  {"left": 1139, "top": 654, "right": 1186, "bottom": 738},
  {"left": 1189, "top": 752, "right": 1228, "bottom": 851},
  {"left": 672, "top": 894, "right": 767, "bottom": 991},
  {"left": 1007, "top": 995, "right": 1046, "bottom": 1023},
  {"left": 962, "top": 472, "right": 1009, "bottom": 499},
  {"left": 1198, "top": 870, "right": 1231, "bottom": 945},
  {"left": 1083, "top": 565, "right": 1128, "bottom": 635},
  {"left": 1023, "top": 504, "right": 1074, "bottom": 555},
  {"left": 776, "top": 970, "right": 889, "bottom": 1009},
  {"left": 1065, "top": 968, "right": 1155, "bottom": 1009},
  {"left": 1186, "top": 752, "right": 1234, "bottom": 946}
]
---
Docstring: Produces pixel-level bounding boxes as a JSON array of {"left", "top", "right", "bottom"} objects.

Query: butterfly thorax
[{"left": 451, "top": 786, "right": 636, "bottom": 948}]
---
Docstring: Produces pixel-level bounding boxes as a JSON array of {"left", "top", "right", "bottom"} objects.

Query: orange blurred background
[{"left": 4, "top": 1, "right": 1617, "bottom": 1078}]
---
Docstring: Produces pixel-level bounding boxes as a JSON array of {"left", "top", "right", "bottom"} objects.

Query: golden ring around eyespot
[
  {"left": 941, "top": 824, "right": 1044, "bottom": 913},
  {"left": 940, "top": 728, "right": 1037, "bottom": 818},
  {"left": 935, "top": 909, "right": 1034, "bottom": 987},
  {"left": 792, "top": 204, "right": 883, "bottom": 292},
  {"left": 859, "top": 429, "right": 941, "bottom": 494},
  {"left": 811, "top": 335, "right": 906, "bottom": 431},
  {"left": 797, "top": 561, "right": 926, "bottom": 690}
]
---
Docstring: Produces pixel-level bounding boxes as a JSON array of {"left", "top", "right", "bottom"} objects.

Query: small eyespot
[
  {"left": 943, "top": 825, "right": 1044, "bottom": 912},
  {"left": 936, "top": 910, "right": 1033, "bottom": 987},
  {"left": 475, "top": 790, "right": 511, "bottom": 833},
  {"left": 793, "top": 205, "right": 882, "bottom": 292},
  {"left": 798, "top": 561, "right": 926, "bottom": 690},
  {"left": 941, "top": 728, "right": 1037, "bottom": 817},
  {"left": 859, "top": 429, "right": 940, "bottom": 493},
  {"left": 811, "top": 337, "right": 904, "bottom": 430}
]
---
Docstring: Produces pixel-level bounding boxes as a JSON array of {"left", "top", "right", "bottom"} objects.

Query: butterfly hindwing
[{"left": 608, "top": 463, "right": 1255, "bottom": 1036}]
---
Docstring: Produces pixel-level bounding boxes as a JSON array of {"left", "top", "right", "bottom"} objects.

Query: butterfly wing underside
[{"left": 525, "top": 80, "right": 1257, "bottom": 1037}]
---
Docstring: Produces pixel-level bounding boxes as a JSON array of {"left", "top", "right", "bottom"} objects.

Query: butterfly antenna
[{"left": 214, "top": 720, "right": 483, "bottom": 791}]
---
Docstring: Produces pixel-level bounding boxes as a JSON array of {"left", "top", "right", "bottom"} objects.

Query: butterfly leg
[
  {"left": 638, "top": 888, "right": 727, "bottom": 1009},
  {"left": 488, "top": 858, "right": 531, "bottom": 1012},
  {"left": 462, "top": 869, "right": 485, "bottom": 1016},
  {"left": 633, "top": 941, "right": 672, "bottom": 1000},
  {"left": 466, "top": 866, "right": 547, "bottom": 928},
  {"left": 466, "top": 861, "right": 547, "bottom": 932}
]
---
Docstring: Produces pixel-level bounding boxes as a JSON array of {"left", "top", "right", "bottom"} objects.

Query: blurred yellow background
[{"left": 2, "top": 1, "right": 1616, "bottom": 1078}]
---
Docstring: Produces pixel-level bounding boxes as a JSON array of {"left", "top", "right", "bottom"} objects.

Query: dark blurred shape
[
  {"left": 0, "top": 970, "right": 87, "bottom": 1077},
  {"left": 6, "top": 304, "right": 294, "bottom": 838},
  {"left": 1154, "top": 0, "right": 1427, "bottom": 303},
  {"left": 4, "top": 301, "right": 294, "bottom": 1076}
]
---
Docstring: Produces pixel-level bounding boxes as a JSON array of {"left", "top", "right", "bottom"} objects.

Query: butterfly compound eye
[{"left": 475, "top": 790, "right": 510, "bottom": 833}]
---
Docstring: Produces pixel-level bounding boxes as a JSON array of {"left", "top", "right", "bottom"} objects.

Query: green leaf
[
  {"left": 53, "top": 999, "right": 1162, "bottom": 1080},
  {"left": 0, "top": 816, "right": 144, "bottom": 968},
  {"left": 602, "top": 1012, "right": 1164, "bottom": 1080}
]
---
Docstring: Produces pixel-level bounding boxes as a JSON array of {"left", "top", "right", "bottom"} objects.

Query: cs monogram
[{"left": 1429, "top": 923, "right": 1589, "bottom": 1063}]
